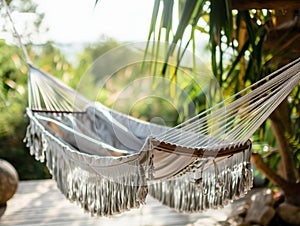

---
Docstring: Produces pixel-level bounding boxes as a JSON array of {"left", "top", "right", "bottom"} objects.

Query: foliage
[
  {"left": 0, "top": 0, "right": 80, "bottom": 179},
  {"left": 75, "top": 39, "right": 181, "bottom": 126},
  {"left": 0, "top": 38, "right": 77, "bottom": 179},
  {"left": 0, "top": 0, "right": 47, "bottom": 43},
  {"left": 75, "top": 37, "right": 220, "bottom": 126},
  {"left": 30, "top": 42, "right": 75, "bottom": 84},
  {"left": 0, "top": 39, "right": 50, "bottom": 179},
  {"left": 0, "top": 40, "right": 26, "bottom": 135}
]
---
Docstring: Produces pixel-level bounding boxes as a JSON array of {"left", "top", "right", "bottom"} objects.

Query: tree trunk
[
  {"left": 252, "top": 99, "right": 300, "bottom": 207},
  {"left": 270, "top": 99, "right": 297, "bottom": 183},
  {"left": 252, "top": 153, "right": 300, "bottom": 207}
]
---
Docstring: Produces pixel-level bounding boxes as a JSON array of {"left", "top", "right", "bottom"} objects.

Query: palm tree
[{"left": 146, "top": 0, "right": 300, "bottom": 207}]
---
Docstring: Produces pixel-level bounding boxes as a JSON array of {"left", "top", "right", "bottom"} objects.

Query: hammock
[
  {"left": 24, "top": 57, "right": 300, "bottom": 216},
  {"left": 2, "top": 0, "right": 300, "bottom": 216}
]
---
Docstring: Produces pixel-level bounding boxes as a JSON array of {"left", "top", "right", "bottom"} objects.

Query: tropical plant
[{"left": 145, "top": 0, "right": 300, "bottom": 207}]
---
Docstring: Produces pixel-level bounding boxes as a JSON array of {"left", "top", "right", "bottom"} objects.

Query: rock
[
  {"left": 272, "top": 190, "right": 285, "bottom": 208},
  {"left": 0, "top": 159, "right": 19, "bottom": 216},
  {"left": 251, "top": 189, "right": 274, "bottom": 206},
  {"left": 246, "top": 206, "right": 275, "bottom": 226},
  {"left": 234, "top": 204, "right": 248, "bottom": 217},
  {"left": 228, "top": 200, "right": 250, "bottom": 219},
  {"left": 238, "top": 200, "right": 251, "bottom": 216},
  {"left": 237, "top": 223, "right": 251, "bottom": 226},
  {"left": 225, "top": 199, "right": 251, "bottom": 226},
  {"left": 226, "top": 215, "right": 244, "bottom": 225},
  {"left": 244, "top": 189, "right": 275, "bottom": 226},
  {"left": 277, "top": 202, "right": 300, "bottom": 225}
]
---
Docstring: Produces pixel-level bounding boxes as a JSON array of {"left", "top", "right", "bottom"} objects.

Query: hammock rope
[
  {"left": 1, "top": 0, "right": 31, "bottom": 64},
  {"left": 157, "top": 58, "right": 300, "bottom": 148}
]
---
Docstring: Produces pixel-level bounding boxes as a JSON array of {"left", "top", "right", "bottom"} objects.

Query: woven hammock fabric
[
  {"left": 25, "top": 105, "right": 252, "bottom": 216},
  {"left": 24, "top": 58, "right": 300, "bottom": 216}
]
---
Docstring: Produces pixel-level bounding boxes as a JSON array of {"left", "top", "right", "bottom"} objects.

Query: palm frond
[{"left": 162, "top": 0, "right": 198, "bottom": 75}]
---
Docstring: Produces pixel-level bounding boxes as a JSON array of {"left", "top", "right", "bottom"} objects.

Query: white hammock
[{"left": 24, "top": 58, "right": 300, "bottom": 216}]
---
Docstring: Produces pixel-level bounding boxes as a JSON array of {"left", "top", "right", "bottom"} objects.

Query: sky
[
  {"left": 35, "top": 0, "right": 154, "bottom": 43},
  {"left": 0, "top": 0, "right": 209, "bottom": 64}
]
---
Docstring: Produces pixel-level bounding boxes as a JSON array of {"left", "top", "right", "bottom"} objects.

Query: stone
[
  {"left": 234, "top": 204, "right": 248, "bottom": 217},
  {"left": 251, "top": 189, "right": 273, "bottom": 206},
  {"left": 0, "top": 159, "right": 19, "bottom": 205},
  {"left": 237, "top": 223, "right": 251, "bottom": 226},
  {"left": 277, "top": 202, "right": 300, "bottom": 225},
  {"left": 245, "top": 206, "right": 275, "bottom": 226},
  {"left": 226, "top": 215, "right": 244, "bottom": 225},
  {"left": 244, "top": 189, "right": 275, "bottom": 226},
  {"left": 227, "top": 200, "right": 250, "bottom": 220}
]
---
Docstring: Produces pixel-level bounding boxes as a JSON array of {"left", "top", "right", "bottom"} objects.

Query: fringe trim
[
  {"left": 148, "top": 148, "right": 253, "bottom": 212},
  {"left": 24, "top": 111, "right": 253, "bottom": 215},
  {"left": 24, "top": 115, "right": 148, "bottom": 216}
]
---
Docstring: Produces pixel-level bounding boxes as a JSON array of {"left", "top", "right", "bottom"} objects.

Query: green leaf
[
  {"left": 162, "top": 0, "right": 174, "bottom": 29},
  {"left": 162, "top": 0, "right": 198, "bottom": 75},
  {"left": 209, "top": 0, "right": 233, "bottom": 81},
  {"left": 143, "top": 0, "right": 161, "bottom": 71},
  {"left": 227, "top": 40, "right": 250, "bottom": 79}
]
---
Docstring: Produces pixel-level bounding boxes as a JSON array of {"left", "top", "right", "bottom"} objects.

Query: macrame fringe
[
  {"left": 24, "top": 111, "right": 253, "bottom": 216},
  {"left": 24, "top": 116, "right": 148, "bottom": 216},
  {"left": 148, "top": 149, "right": 253, "bottom": 212}
]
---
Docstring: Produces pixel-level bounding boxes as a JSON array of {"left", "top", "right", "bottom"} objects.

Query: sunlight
[{"left": 34, "top": 0, "right": 153, "bottom": 43}]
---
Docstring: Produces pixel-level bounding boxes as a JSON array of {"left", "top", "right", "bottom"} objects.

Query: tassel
[
  {"left": 24, "top": 115, "right": 148, "bottom": 216},
  {"left": 149, "top": 148, "right": 253, "bottom": 212}
]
